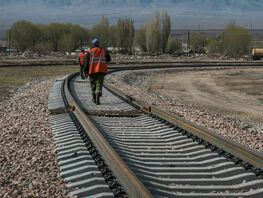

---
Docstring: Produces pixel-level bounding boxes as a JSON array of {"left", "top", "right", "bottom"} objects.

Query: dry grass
[
  {"left": 128, "top": 68, "right": 263, "bottom": 125},
  {"left": 0, "top": 65, "right": 78, "bottom": 101},
  {"left": 110, "top": 69, "right": 263, "bottom": 152},
  {"left": 215, "top": 70, "right": 263, "bottom": 98}
]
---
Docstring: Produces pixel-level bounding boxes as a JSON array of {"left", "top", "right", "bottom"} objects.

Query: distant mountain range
[
  {"left": 1, "top": 0, "right": 263, "bottom": 11},
  {"left": 0, "top": 0, "right": 263, "bottom": 28}
]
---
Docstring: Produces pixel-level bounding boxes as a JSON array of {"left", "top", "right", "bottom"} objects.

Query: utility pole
[
  {"left": 221, "top": 31, "right": 224, "bottom": 56},
  {"left": 250, "top": 24, "right": 253, "bottom": 49},
  {"left": 9, "top": 29, "right": 11, "bottom": 52},
  {"left": 187, "top": 31, "right": 190, "bottom": 55}
]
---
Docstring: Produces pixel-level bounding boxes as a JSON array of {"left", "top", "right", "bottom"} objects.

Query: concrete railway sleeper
[{"left": 48, "top": 65, "right": 263, "bottom": 197}]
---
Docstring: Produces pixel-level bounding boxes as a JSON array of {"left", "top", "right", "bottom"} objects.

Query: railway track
[{"left": 48, "top": 65, "right": 263, "bottom": 197}]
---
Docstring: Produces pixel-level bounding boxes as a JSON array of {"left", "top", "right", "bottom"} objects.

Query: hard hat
[{"left": 92, "top": 39, "right": 99, "bottom": 46}]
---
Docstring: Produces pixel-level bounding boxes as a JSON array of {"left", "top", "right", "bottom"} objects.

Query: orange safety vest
[
  {"left": 78, "top": 52, "right": 85, "bottom": 66},
  {"left": 88, "top": 47, "right": 107, "bottom": 75}
]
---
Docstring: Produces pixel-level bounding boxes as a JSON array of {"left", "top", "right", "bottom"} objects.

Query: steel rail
[
  {"left": 1, "top": 60, "right": 263, "bottom": 68},
  {"left": 103, "top": 77, "right": 263, "bottom": 171},
  {"left": 61, "top": 64, "right": 263, "bottom": 196},
  {"left": 108, "top": 61, "right": 263, "bottom": 69},
  {"left": 63, "top": 73, "right": 152, "bottom": 198}
]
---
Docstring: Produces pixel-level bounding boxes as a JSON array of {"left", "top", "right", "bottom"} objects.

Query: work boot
[
  {"left": 92, "top": 94, "right": 96, "bottom": 104},
  {"left": 96, "top": 95, "right": 100, "bottom": 105}
]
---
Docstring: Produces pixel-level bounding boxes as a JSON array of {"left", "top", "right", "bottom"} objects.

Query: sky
[{"left": 0, "top": 0, "right": 263, "bottom": 29}]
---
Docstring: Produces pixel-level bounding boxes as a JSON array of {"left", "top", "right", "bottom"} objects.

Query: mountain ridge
[
  {"left": 0, "top": 0, "right": 262, "bottom": 28},
  {"left": 0, "top": 0, "right": 263, "bottom": 12}
]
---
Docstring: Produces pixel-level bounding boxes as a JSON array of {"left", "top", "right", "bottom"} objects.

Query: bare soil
[
  {"left": 110, "top": 67, "right": 263, "bottom": 152},
  {"left": 145, "top": 68, "right": 263, "bottom": 125}
]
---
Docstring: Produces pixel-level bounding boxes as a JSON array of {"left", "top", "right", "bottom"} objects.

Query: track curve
[{"left": 49, "top": 64, "right": 263, "bottom": 197}]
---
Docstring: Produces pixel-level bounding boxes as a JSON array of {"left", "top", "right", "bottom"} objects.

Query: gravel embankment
[
  {"left": 109, "top": 74, "right": 263, "bottom": 153},
  {"left": 0, "top": 79, "right": 67, "bottom": 197}
]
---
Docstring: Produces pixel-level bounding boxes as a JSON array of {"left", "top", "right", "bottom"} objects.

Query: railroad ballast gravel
[
  {"left": 109, "top": 73, "right": 263, "bottom": 153},
  {"left": 0, "top": 72, "right": 262, "bottom": 197},
  {"left": 0, "top": 79, "right": 67, "bottom": 197}
]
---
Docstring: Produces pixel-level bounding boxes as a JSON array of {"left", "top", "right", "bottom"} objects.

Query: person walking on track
[
  {"left": 84, "top": 39, "right": 111, "bottom": 105},
  {"left": 78, "top": 49, "right": 86, "bottom": 79}
]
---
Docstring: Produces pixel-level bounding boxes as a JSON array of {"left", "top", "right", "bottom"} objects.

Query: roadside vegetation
[{"left": 0, "top": 65, "right": 77, "bottom": 101}]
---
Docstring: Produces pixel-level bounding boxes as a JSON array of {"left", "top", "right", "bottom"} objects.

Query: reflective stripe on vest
[
  {"left": 90, "top": 60, "right": 106, "bottom": 64},
  {"left": 88, "top": 47, "right": 107, "bottom": 74},
  {"left": 90, "top": 48, "right": 105, "bottom": 62}
]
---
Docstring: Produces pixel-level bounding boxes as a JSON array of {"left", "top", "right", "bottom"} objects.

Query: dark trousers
[
  {"left": 89, "top": 73, "right": 105, "bottom": 96},
  {"left": 80, "top": 66, "right": 85, "bottom": 79}
]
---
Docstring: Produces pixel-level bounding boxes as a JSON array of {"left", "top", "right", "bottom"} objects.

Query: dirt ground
[{"left": 145, "top": 67, "right": 263, "bottom": 125}]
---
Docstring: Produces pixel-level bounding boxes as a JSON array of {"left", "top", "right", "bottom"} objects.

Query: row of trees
[
  {"left": 7, "top": 20, "right": 89, "bottom": 53},
  {"left": 7, "top": 9, "right": 173, "bottom": 55},
  {"left": 7, "top": 16, "right": 135, "bottom": 54},
  {"left": 7, "top": 10, "right": 258, "bottom": 57}
]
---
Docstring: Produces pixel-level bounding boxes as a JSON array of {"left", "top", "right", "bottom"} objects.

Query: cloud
[{"left": 0, "top": 0, "right": 263, "bottom": 28}]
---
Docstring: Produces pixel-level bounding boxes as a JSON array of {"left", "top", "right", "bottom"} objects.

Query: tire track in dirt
[{"left": 155, "top": 69, "right": 263, "bottom": 123}]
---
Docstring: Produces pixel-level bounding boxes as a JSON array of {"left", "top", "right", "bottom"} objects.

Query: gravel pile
[
  {"left": 0, "top": 79, "right": 67, "bottom": 197},
  {"left": 109, "top": 73, "right": 263, "bottom": 153}
]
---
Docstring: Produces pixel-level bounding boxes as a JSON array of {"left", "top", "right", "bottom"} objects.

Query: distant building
[
  {"left": 0, "top": 40, "right": 7, "bottom": 47},
  {"left": 182, "top": 43, "right": 188, "bottom": 53}
]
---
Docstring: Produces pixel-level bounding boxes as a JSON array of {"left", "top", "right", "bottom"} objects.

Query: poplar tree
[
  {"left": 146, "top": 9, "right": 161, "bottom": 55},
  {"left": 153, "top": 9, "right": 161, "bottom": 53},
  {"left": 135, "top": 26, "right": 147, "bottom": 52},
  {"left": 146, "top": 19, "right": 156, "bottom": 55},
  {"left": 145, "top": 8, "right": 171, "bottom": 55},
  {"left": 117, "top": 19, "right": 125, "bottom": 51},
  {"left": 117, "top": 18, "right": 134, "bottom": 53},
  {"left": 91, "top": 16, "right": 110, "bottom": 47},
  {"left": 161, "top": 9, "right": 171, "bottom": 53}
]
